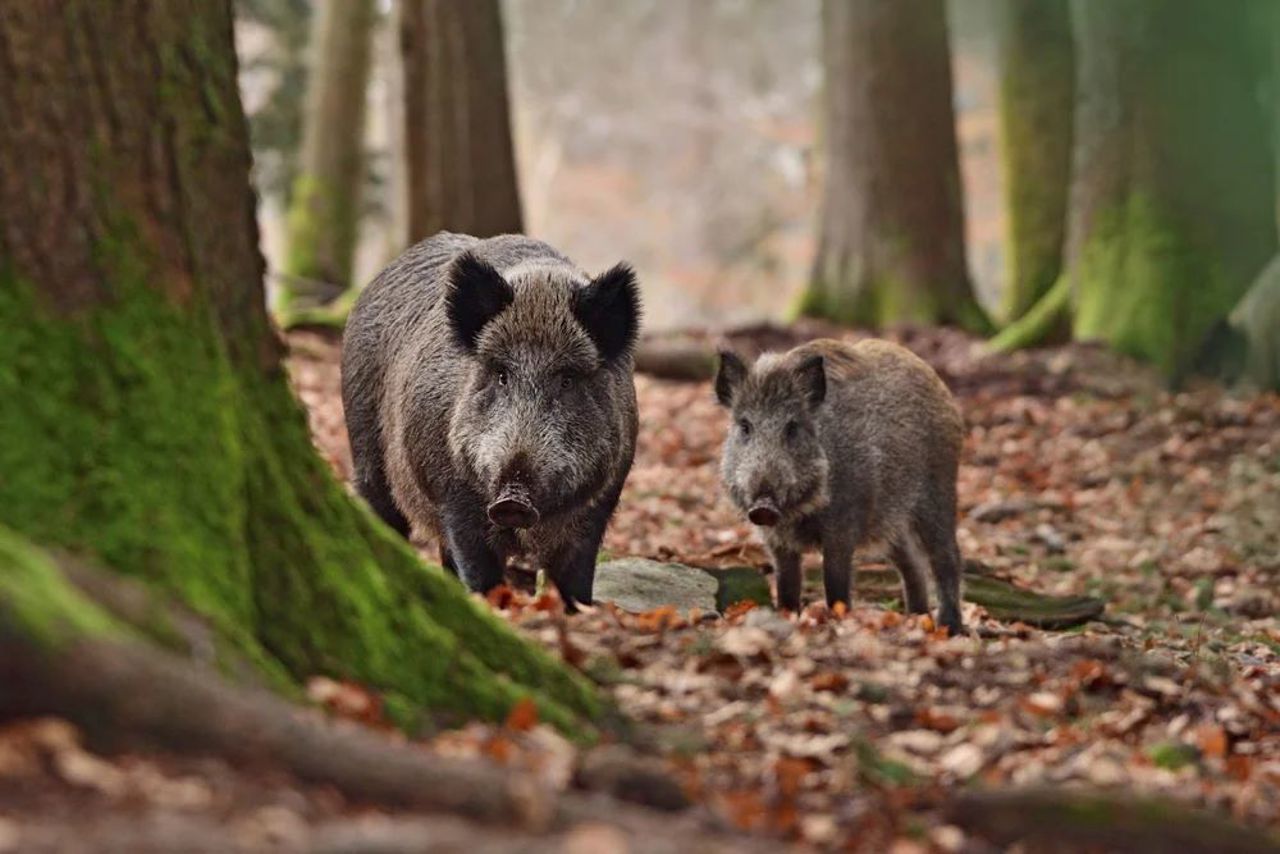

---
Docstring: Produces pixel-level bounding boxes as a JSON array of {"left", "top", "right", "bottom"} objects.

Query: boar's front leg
[
  {"left": 547, "top": 541, "right": 595, "bottom": 613},
  {"left": 547, "top": 490, "right": 620, "bottom": 612},
  {"left": 821, "top": 531, "right": 856, "bottom": 611},
  {"left": 769, "top": 543, "right": 803, "bottom": 613},
  {"left": 440, "top": 498, "right": 505, "bottom": 593}
]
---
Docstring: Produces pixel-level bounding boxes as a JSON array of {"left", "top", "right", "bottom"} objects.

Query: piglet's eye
[
  {"left": 785, "top": 420, "right": 799, "bottom": 440},
  {"left": 560, "top": 373, "right": 574, "bottom": 390},
  {"left": 738, "top": 418, "right": 752, "bottom": 436}
]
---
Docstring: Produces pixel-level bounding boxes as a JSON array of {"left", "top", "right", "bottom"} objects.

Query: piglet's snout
[{"left": 747, "top": 495, "right": 781, "bottom": 527}]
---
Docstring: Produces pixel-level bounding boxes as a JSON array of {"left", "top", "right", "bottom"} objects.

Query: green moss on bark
[
  {"left": 987, "top": 273, "right": 1071, "bottom": 352},
  {"left": 0, "top": 257, "right": 603, "bottom": 735},
  {"left": 996, "top": 0, "right": 1073, "bottom": 325},
  {"left": 799, "top": 257, "right": 989, "bottom": 334},
  {"left": 1072, "top": 194, "right": 1236, "bottom": 380},
  {"left": 281, "top": 174, "right": 356, "bottom": 310},
  {"left": 0, "top": 527, "right": 123, "bottom": 647}
]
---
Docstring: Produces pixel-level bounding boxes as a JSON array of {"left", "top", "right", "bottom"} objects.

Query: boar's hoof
[
  {"left": 488, "top": 497, "right": 539, "bottom": 529},
  {"left": 748, "top": 501, "right": 780, "bottom": 527}
]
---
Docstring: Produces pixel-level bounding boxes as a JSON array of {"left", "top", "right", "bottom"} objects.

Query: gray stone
[
  {"left": 743, "top": 607, "right": 794, "bottom": 640},
  {"left": 593, "top": 558, "right": 719, "bottom": 614}
]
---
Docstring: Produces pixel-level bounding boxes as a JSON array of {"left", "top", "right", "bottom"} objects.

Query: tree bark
[
  {"left": 802, "top": 0, "right": 988, "bottom": 333},
  {"left": 281, "top": 0, "right": 375, "bottom": 308},
  {"left": 0, "top": 0, "right": 600, "bottom": 733},
  {"left": 1065, "top": 0, "right": 1275, "bottom": 380},
  {"left": 400, "top": 0, "right": 523, "bottom": 244},
  {"left": 996, "top": 0, "right": 1074, "bottom": 327}
]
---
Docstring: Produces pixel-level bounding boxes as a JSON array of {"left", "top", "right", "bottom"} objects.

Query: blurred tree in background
[
  {"left": 400, "top": 0, "right": 523, "bottom": 245},
  {"left": 994, "top": 0, "right": 1276, "bottom": 385},
  {"left": 227, "top": 0, "right": 1277, "bottom": 389},
  {"left": 236, "top": 0, "right": 311, "bottom": 203},
  {"left": 995, "top": 0, "right": 1072, "bottom": 329},
  {"left": 0, "top": 0, "right": 600, "bottom": 733},
  {"left": 281, "top": 0, "right": 376, "bottom": 311},
  {"left": 801, "top": 0, "right": 990, "bottom": 333}
]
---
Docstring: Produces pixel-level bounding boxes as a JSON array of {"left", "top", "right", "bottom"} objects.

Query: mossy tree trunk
[
  {"left": 400, "top": 0, "right": 523, "bottom": 245},
  {"left": 280, "top": 0, "right": 375, "bottom": 310},
  {"left": 999, "top": 1, "right": 1276, "bottom": 377},
  {"left": 802, "top": 0, "right": 989, "bottom": 333},
  {"left": 1068, "top": 0, "right": 1275, "bottom": 380},
  {"left": 0, "top": 0, "right": 600, "bottom": 733},
  {"left": 996, "top": 0, "right": 1073, "bottom": 328}
]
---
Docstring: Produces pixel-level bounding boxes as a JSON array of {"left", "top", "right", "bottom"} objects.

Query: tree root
[
  {"left": 0, "top": 628, "right": 554, "bottom": 826},
  {"left": 987, "top": 273, "right": 1071, "bottom": 352},
  {"left": 0, "top": 545, "right": 710, "bottom": 838}
]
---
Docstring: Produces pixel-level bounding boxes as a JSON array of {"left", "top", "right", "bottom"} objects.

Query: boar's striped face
[{"left": 445, "top": 253, "right": 640, "bottom": 529}]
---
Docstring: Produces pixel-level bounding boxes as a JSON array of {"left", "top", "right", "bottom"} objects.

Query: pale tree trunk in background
[
  {"left": 384, "top": 0, "right": 410, "bottom": 261},
  {"left": 1064, "top": 0, "right": 1274, "bottom": 380},
  {"left": 281, "top": 0, "right": 375, "bottom": 309},
  {"left": 400, "top": 0, "right": 523, "bottom": 243},
  {"left": 0, "top": 0, "right": 600, "bottom": 732},
  {"left": 996, "top": 0, "right": 1073, "bottom": 328},
  {"left": 802, "top": 0, "right": 989, "bottom": 333}
]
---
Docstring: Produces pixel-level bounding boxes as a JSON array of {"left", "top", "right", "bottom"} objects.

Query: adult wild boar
[
  {"left": 342, "top": 232, "right": 641, "bottom": 608},
  {"left": 715, "top": 338, "right": 965, "bottom": 633}
]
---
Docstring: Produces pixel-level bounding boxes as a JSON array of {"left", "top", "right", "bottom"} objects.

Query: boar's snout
[
  {"left": 748, "top": 495, "right": 781, "bottom": 527},
  {"left": 488, "top": 484, "right": 539, "bottom": 529},
  {"left": 489, "top": 455, "right": 540, "bottom": 528}
]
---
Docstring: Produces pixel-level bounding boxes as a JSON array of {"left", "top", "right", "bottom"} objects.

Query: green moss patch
[{"left": 0, "top": 257, "right": 604, "bottom": 736}]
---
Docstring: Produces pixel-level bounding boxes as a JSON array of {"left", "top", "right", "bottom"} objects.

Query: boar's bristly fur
[
  {"left": 341, "top": 232, "right": 640, "bottom": 609},
  {"left": 716, "top": 338, "right": 966, "bottom": 634}
]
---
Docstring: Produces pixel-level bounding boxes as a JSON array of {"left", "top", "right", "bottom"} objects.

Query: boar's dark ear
[
  {"left": 715, "top": 349, "right": 747, "bottom": 407},
  {"left": 795, "top": 354, "right": 826, "bottom": 407},
  {"left": 446, "top": 253, "right": 514, "bottom": 351},
  {"left": 574, "top": 263, "right": 641, "bottom": 363}
]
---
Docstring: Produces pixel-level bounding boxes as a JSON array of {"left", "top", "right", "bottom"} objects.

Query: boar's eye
[
  {"left": 737, "top": 418, "right": 752, "bottom": 437},
  {"left": 495, "top": 368, "right": 509, "bottom": 387},
  {"left": 559, "top": 372, "right": 575, "bottom": 391},
  {"left": 784, "top": 419, "right": 800, "bottom": 441}
]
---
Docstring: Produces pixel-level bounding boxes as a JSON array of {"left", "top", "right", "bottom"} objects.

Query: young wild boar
[
  {"left": 341, "top": 232, "right": 641, "bottom": 609},
  {"left": 715, "top": 339, "right": 966, "bottom": 633}
]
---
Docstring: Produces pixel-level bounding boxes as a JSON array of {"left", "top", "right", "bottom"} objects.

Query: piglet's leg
[
  {"left": 821, "top": 532, "right": 856, "bottom": 611},
  {"left": 771, "top": 545, "right": 803, "bottom": 613},
  {"left": 889, "top": 535, "right": 931, "bottom": 615}
]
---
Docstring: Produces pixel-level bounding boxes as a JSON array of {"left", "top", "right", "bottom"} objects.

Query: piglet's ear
[
  {"left": 715, "top": 349, "right": 747, "bottom": 408},
  {"left": 573, "top": 263, "right": 641, "bottom": 363},
  {"left": 795, "top": 354, "right": 826, "bottom": 408},
  {"left": 446, "top": 253, "right": 514, "bottom": 352}
]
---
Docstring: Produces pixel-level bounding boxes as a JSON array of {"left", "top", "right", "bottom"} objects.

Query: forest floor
[{"left": 3, "top": 324, "right": 1278, "bottom": 852}]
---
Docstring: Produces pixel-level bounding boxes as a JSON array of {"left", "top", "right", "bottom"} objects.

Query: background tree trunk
[
  {"left": 400, "top": 0, "right": 523, "bottom": 244},
  {"left": 801, "top": 0, "right": 988, "bottom": 333},
  {"left": 384, "top": 0, "right": 411, "bottom": 261},
  {"left": 281, "top": 0, "right": 375, "bottom": 309},
  {"left": 1065, "top": 0, "right": 1275, "bottom": 379},
  {"left": 0, "top": 0, "right": 599, "bottom": 732},
  {"left": 996, "top": 0, "right": 1073, "bottom": 327}
]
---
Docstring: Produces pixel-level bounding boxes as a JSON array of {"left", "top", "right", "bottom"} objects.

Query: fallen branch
[
  {"left": 634, "top": 339, "right": 719, "bottom": 381},
  {"left": 945, "top": 789, "right": 1280, "bottom": 854}
]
